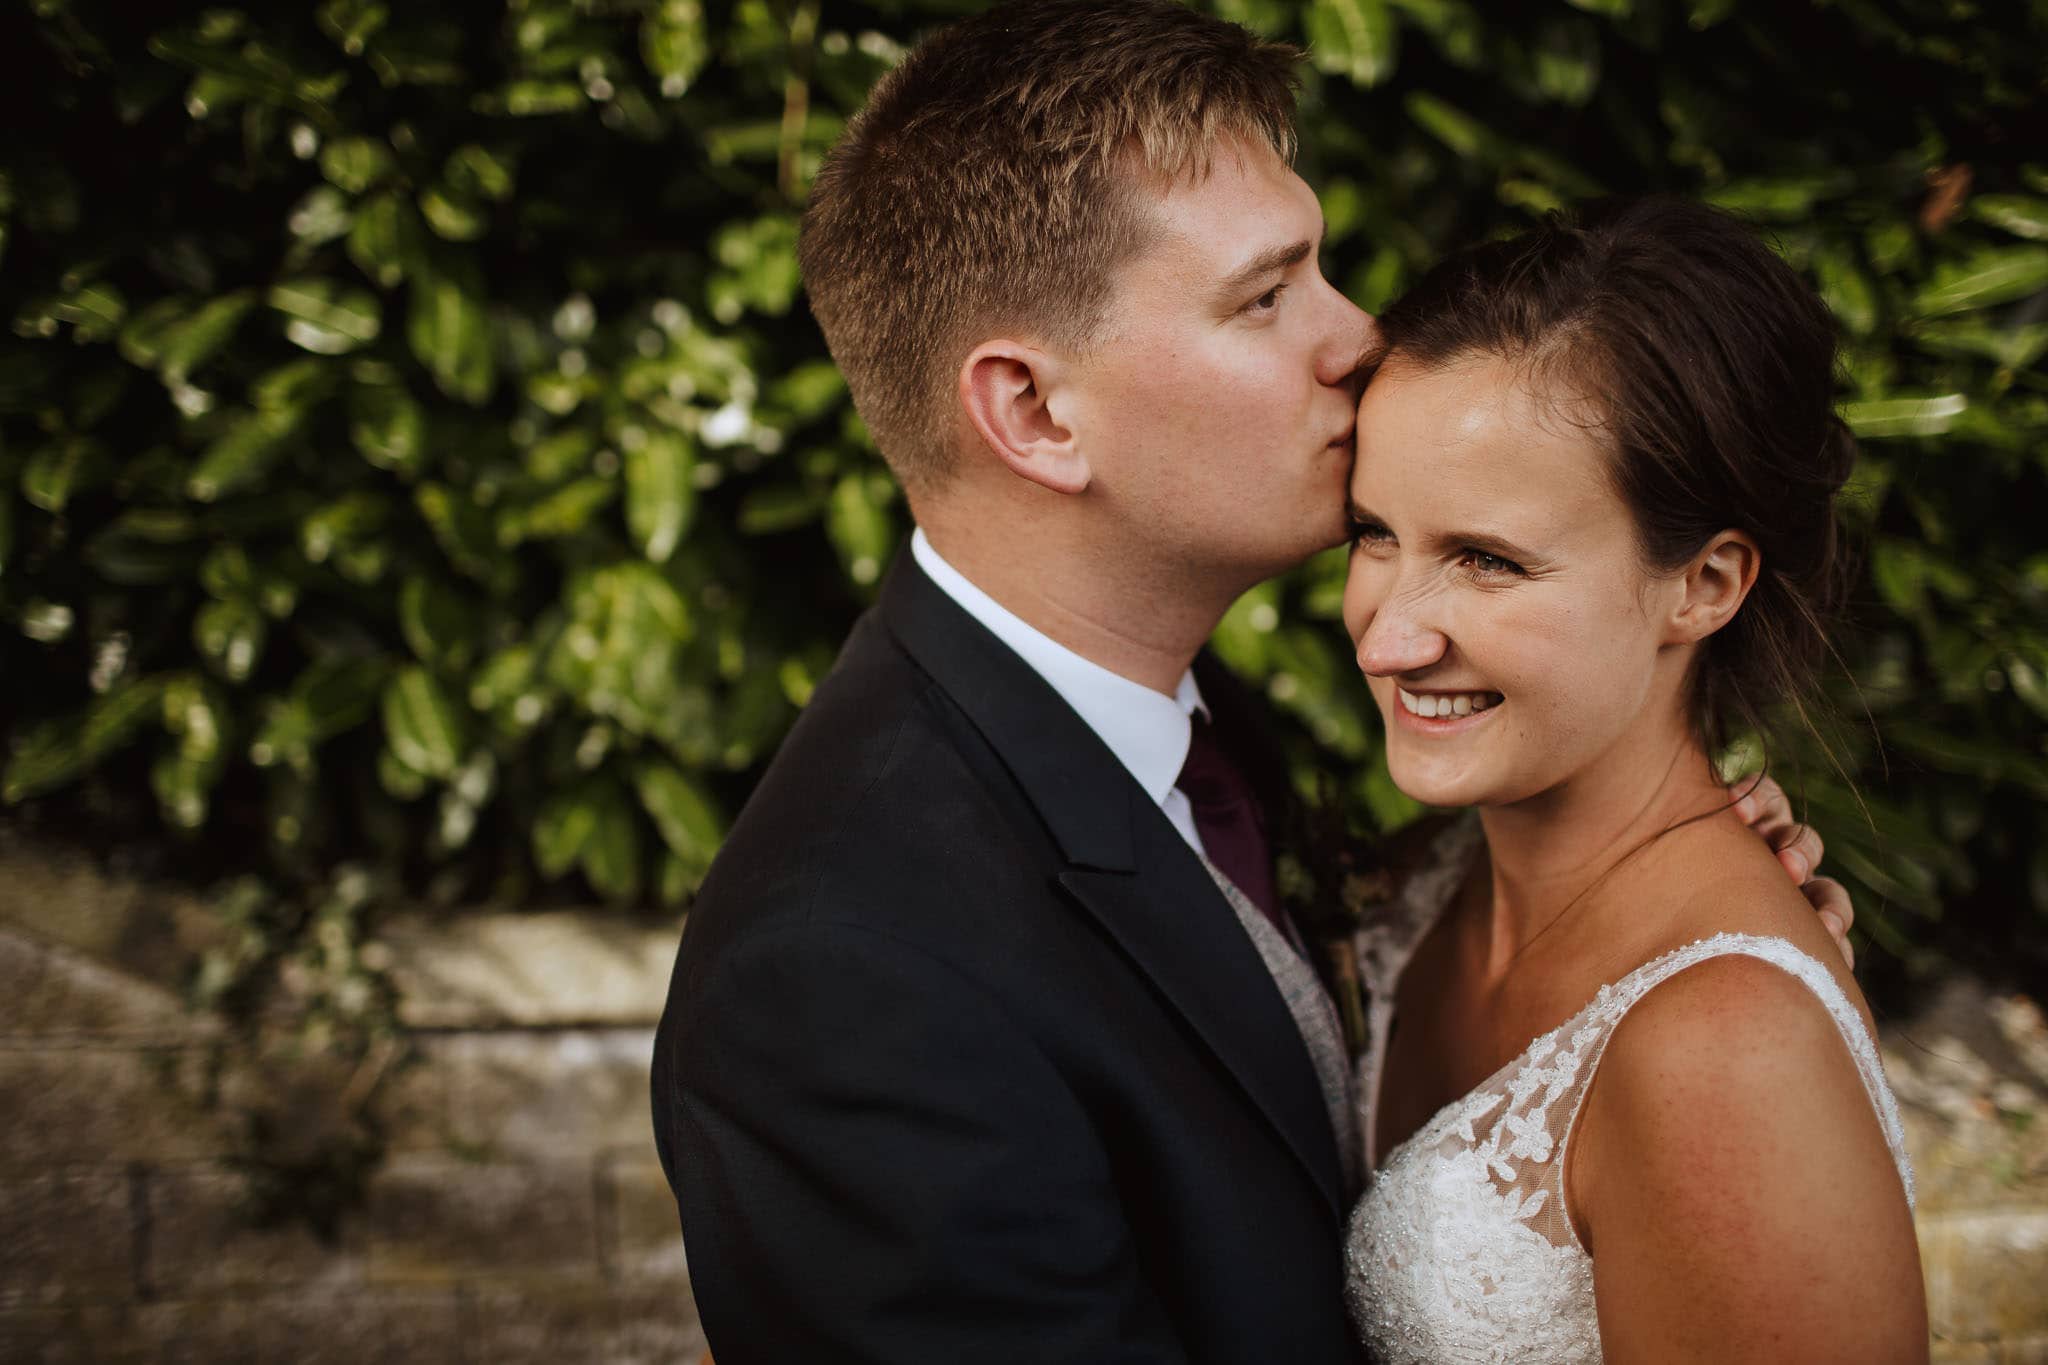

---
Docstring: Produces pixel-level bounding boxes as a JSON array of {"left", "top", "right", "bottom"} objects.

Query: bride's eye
[
  {"left": 1348, "top": 517, "right": 1392, "bottom": 549},
  {"left": 1462, "top": 548, "right": 1525, "bottom": 578}
]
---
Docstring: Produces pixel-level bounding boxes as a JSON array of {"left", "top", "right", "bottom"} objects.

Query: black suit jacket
[{"left": 651, "top": 553, "right": 1364, "bottom": 1363}]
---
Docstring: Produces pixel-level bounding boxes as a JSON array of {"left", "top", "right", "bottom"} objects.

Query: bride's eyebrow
[{"left": 1347, "top": 499, "right": 1543, "bottom": 564}]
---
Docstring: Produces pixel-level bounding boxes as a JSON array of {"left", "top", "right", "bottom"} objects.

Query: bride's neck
[{"left": 1475, "top": 724, "right": 1727, "bottom": 975}]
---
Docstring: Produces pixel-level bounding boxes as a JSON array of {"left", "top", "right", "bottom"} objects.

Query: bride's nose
[{"left": 1355, "top": 602, "right": 1449, "bottom": 678}]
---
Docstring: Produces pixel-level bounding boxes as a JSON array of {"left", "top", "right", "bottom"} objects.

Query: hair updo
[{"left": 1374, "top": 195, "right": 1857, "bottom": 756}]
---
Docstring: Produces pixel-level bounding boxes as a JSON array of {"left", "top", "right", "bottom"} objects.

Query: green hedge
[{"left": 3, "top": 0, "right": 2045, "bottom": 1001}]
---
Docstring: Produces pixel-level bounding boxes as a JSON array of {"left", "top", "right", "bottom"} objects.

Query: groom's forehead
[{"left": 1125, "top": 156, "right": 1324, "bottom": 279}]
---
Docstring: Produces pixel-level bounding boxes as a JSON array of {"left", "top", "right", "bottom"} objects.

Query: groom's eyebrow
[{"left": 1214, "top": 225, "right": 1326, "bottom": 298}]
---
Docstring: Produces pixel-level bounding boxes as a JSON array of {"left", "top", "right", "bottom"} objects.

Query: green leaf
[
  {"left": 118, "top": 291, "right": 256, "bottom": 382},
  {"left": 1403, "top": 92, "right": 1493, "bottom": 161},
  {"left": 624, "top": 427, "right": 695, "bottom": 563},
  {"left": 641, "top": 3, "right": 709, "bottom": 96},
  {"left": 249, "top": 655, "right": 389, "bottom": 770},
  {"left": 1910, "top": 246, "right": 2048, "bottom": 317},
  {"left": 193, "top": 597, "right": 267, "bottom": 682},
  {"left": 347, "top": 191, "right": 425, "bottom": 289},
  {"left": 407, "top": 264, "right": 495, "bottom": 404},
  {"left": 497, "top": 477, "right": 616, "bottom": 546},
  {"left": 533, "top": 784, "right": 598, "bottom": 878},
  {"left": 1840, "top": 393, "right": 1968, "bottom": 439},
  {"left": 579, "top": 778, "right": 642, "bottom": 901},
  {"left": 319, "top": 136, "right": 394, "bottom": 194},
  {"left": 378, "top": 745, "right": 431, "bottom": 799},
  {"left": 632, "top": 759, "right": 723, "bottom": 886},
  {"left": 1970, "top": 195, "right": 2048, "bottom": 242},
  {"left": 825, "top": 472, "right": 897, "bottom": 587},
  {"left": 269, "top": 279, "right": 382, "bottom": 354},
  {"left": 187, "top": 409, "right": 299, "bottom": 501},
  {"left": 1813, "top": 242, "right": 1878, "bottom": 337},
  {"left": 419, "top": 186, "right": 488, "bottom": 241},
  {"left": 380, "top": 664, "right": 466, "bottom": 779},
  {"left": 1530, "top": 19, "right": 1599, "bottom": 107},
  {"left": 398, "top": 573, "right": 479, "bottom": 673},
  {"left": 301, "top": 489, "right": 390, "bottom": 564},
  {"left": 22, "top": 437, "right": 103, "bottom": 513},
  {"left": 3, "top": 675, "right": 169, "bottom": 803},
  {"left": 287, "top": 186, "right": 354, "bottom": 244},
  {"left": 445, "top": 144, "right": 514, "bottom": 201},
  {"left": 318, "top": 0, "right": 388, "bottom": 55},
  {"left": 1308, "top": 0, "right": 1398, "bottom": 87},
  {"left": 737, "top": 484, "right": 826, "bottom": 534},
  {"left": 1905, "top": 319, "right": 2048, "bottom": 372},
  {"left": 1703, "top": 172, "right": 1853, "bottom": 220},
  {"left": 348, "top": 381, "right": 426, "bottom": 475}
]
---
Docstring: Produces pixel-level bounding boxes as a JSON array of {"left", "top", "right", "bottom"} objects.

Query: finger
[
  {"left": 1729, "top": 772, "right": 1793, "bottom": 838},
  {"left": 1803, "top": 875, "right": 1854, "bottom": 935},
  {"left": 1772, "top": 823, "right": 1824, "bottom": 882},
  {"left": 1803, "top": 876, "right": 1857, "bottom": 971}
]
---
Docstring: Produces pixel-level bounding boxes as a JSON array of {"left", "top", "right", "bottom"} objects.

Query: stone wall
[
  {"left": 1, "top": 835, "right": 706, "bottom": 1364},
  {"left": 2, "top": 833, "right": 2043, "bottom": 1362}
]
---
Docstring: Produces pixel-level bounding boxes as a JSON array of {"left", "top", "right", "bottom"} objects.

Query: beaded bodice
[{"left": 1342, "top": 820, "right": 1914, "bottom": 1364}]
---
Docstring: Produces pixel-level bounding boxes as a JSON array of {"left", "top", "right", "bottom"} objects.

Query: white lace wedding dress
[{"left": 1343, "top": 819, "right": 1916, "bottom": 1364}]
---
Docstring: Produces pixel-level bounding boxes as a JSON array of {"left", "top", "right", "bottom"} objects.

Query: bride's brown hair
[{"left": 1374, "top": 196, "right": 1857, "bottom": 759}]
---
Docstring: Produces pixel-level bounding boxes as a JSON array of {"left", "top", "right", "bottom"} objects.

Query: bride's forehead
[{"left": 1354, "top": 365, "right": 1614, "bottom": 506}]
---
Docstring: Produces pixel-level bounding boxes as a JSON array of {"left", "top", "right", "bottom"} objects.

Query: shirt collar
[{"left": 911, "top": 527, "right": 1207, "bottom": 805}]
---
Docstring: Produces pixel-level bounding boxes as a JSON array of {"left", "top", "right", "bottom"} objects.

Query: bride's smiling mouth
[{"left": 1393, "top": 686, "right": 1504, "bottom": 731}]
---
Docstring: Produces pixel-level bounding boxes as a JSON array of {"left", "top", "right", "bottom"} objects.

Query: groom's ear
[
  {"left": 1664, "top": 529, "right": 1761, "bottom": 646},
  {"left": 959, "top": 341, "right": 1090, "bottom": 495}
]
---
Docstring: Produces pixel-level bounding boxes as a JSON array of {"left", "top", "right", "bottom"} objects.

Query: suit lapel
[{"left": 877, "top": 554, "right": 1345, "bottom": 1221}]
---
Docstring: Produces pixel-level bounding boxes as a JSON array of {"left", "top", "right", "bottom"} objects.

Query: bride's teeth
[{"left": 1396, "top": 689, "right": 1502, "bottom": 718}]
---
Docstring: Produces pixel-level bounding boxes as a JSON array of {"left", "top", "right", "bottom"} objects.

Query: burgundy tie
[{"left": 1176, "top": 714, "right": 1288, "bottom": 937}]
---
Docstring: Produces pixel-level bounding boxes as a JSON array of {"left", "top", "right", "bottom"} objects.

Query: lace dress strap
[{"left": 1556, "top": 933, "right": 1917, "bottom": 1220}]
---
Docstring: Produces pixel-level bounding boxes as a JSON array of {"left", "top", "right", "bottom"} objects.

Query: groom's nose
[{"left": 1316, "top": 288, "right": 1380, "bottom": 394}]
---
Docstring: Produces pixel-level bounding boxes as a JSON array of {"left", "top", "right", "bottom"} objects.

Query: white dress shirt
[{"left": 911, "top": 528, "right": 1212, "bottom": 859}]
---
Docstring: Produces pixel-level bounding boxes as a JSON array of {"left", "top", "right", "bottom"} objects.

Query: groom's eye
[{"left": 1241, "top": 282, "right": 1289, "bottom": 315}]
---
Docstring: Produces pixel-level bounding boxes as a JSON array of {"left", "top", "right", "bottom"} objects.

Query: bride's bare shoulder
[{"left": 1644, "top": 813, "right": 1872, "bottom": 1033}]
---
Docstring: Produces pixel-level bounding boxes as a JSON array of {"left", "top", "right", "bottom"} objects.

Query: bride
[{"left": 1338, "top": 197, "right": 1926, "bottom": 1362}]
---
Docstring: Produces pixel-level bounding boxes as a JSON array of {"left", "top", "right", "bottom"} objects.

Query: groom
[{"left": 650, "top": 3, "right": 1849, "bottom": 1361}]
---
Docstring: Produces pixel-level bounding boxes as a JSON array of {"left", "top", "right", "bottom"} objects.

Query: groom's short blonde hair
[{"left": 798, "top": 0, "right": 1301, "bottom": 494}]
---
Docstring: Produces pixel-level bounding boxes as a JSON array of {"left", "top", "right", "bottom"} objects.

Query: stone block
[
  {"left": 145, "top": 1164, "right": 362, "bottom": 1295},
  {"left": 424, "top": 1028, "right": 659, "bottom": 1160},
  {"left": 0, "top": 1303, "right": 147, "bottom": 1364},
  {"left": 0, "top": 1047, "right": 217, "bottom": 1171},
  {"left": 0, "top": 832, "right": 219, "bottom": 980},
  {"left": 363, "top": 1154, "right": 600, "bottom": 1282},
  {"left": 0, "top": 1170, "right": 133, "bottom": 1305},
  {"left": 381, "top": 910, "right": 680, "bottom": 1029},
  {"left": 0, "top": 929, "right": 206, "bottom": 1043},
  {"left": 602, "top": 1156, "right": 689, "bottom": 1282},
  {"left": 469, "top": 1282, "right": 706, "bottom": 1365},
  {"left": 1995, "top": 1337, "right": 2048, "bottom": 1364},
  {"left": 1922, "top": 1210, "right": 2048, "bottom": 1343},
  {"left": 137, "top": 1291, "right": 462, "bottom": 1364}
]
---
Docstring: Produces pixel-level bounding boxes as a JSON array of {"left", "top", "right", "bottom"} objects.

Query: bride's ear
[
  {"left": 959, "top": 341, "right": 1091, "bottom": 495},
  {"left": 1666, "top": 530, "right": 1760, "bottom": 646}
]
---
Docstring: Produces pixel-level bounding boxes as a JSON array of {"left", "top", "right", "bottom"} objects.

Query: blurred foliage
[{"left": 1, "top": 0, "right": 2045, "bottom": 1003}]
